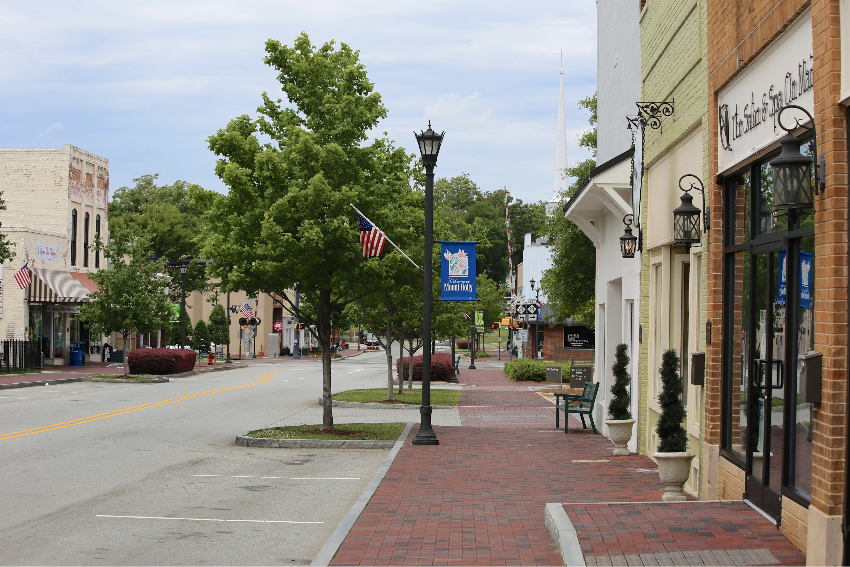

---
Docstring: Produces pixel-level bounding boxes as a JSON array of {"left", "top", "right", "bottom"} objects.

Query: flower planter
[
  {"left": 604, "top": 418, "right": 635, "bottom": 456},
  {"left": 653, "top": 451, "right": 695, "bottom": 502}
]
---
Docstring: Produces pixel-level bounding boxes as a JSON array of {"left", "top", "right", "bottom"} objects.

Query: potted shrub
[
  {"left": 653, "top": 349, "right": 695, "bottom": 501},
  {"left": 605, "top": 343, "right": 635, "bottom": 456}
]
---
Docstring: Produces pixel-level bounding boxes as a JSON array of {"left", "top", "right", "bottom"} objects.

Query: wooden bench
[{"left": 554, "top": 382, "right": 599, "bottom": 434}]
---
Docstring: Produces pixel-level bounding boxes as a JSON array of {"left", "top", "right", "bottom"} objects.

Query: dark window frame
[
  {"left": 71, "top": 209, "right": 78, "bottom": 266},
  {"left": 95, "top": 215, "right": 101, "bottom": 268},
  {"left": 83, "top": 212, "right": 90, "bottom": 267}
]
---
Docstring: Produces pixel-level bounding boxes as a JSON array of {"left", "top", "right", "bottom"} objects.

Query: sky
[{"left": 0, "top": 1, "right": 597, "bottom": 205}]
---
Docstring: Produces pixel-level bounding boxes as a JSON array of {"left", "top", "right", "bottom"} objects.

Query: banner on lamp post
[{"left": 440, "top": 241, "right": 477, "bottom": 301}]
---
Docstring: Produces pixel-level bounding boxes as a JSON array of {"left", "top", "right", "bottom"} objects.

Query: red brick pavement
[
  {"left": 329, "top": 366, "right": 807, "bottom": 566},
  {"left": 566, "top": 501, "right": 805, "bottom": 564},
  {"left": 331, "top": 367, "right": 670, "bottom": 566}
]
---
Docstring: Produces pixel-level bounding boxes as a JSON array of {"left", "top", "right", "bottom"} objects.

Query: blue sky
[{"left": 0, "top": 1, "right": 597, "bottom": 205}]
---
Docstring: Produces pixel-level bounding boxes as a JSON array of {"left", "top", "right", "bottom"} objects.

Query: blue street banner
[
  {"left": 440, "top": 241, "right": 477, "bottom": 301},
  {"left": 777, "top": 250, "right": 813, "bottom": 308},
  {"left": 800, "top": 252, "right": 812, "bottom": 309}
]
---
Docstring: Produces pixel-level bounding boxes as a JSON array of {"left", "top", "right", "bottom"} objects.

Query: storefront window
[
  {"left": 791, "top": 234, "right": 815, "bottom": 497},
  {"left": 728, "top": 250, "right": 749, "bottom": 459},
  {"left": 28, "top": 310, "right": 42, "bottom": 343},
  {"left": 52, "top": 312, "right": 63, "bottom": 358}
]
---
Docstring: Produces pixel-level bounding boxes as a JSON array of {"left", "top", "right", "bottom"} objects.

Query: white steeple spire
[{"left": 546, "top": 53, "right": 568, "bottom": 216}]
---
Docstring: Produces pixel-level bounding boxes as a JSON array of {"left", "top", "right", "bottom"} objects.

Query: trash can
[{"left": 70, "top": 348, "right": 83, "bottom": 366}]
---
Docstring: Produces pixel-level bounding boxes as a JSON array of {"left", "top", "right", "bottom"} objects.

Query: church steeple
[{"left": 546, "top": 53, "right": 568, "bottom": 216}]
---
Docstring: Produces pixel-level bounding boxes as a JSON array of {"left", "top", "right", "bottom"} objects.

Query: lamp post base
[{"left": 412, "top": 406, "right": 440, "bottom": 445}]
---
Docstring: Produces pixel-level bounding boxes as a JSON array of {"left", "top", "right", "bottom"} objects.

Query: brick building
[
  {"left": 638, "top": 0, "right": 709, "bottom": 501},
  {"left": 0, "top": 145, "right": 108, "bottom": 364},
  {"left": 703, "top": 0, "right": 849, "bottom": 562}
]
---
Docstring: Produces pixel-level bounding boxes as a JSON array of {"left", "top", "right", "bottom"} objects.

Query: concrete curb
[
  {"left": 82, "top": 377, "right": 169, "bottom": 384},
  {"left": 311, "top": 422, "right": 414, "bottom": 567},
  {"left": 323, "top": 399, "right": 455, "bottom": 410},
  {"left": 0, "top": 377, "right": 83, "bottom": 390},
  {"left": 234, "top": 436, "right": 396, "bottom": 449},
  {"left": 545, "top": 502, "right": 587, "bottom": 567}
]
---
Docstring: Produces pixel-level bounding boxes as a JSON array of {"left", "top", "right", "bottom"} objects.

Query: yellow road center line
[{"left": 0, "top": 370, "right": 292, "bottom": 441}]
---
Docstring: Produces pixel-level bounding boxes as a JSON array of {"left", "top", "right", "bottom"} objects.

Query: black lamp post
[
  {"left": 673, "top": 174, "right": 708, "bottom": 251},
  {"left": 225, "top": 291, "right": 232, "bottom": 363},
  {"left": 412, "top": 121, "right": 444, "bottom": 446},
  {"left": 530, "top": 279, "right": 541, "bottom": 359},
  {"left": 620, "top": 214, "right": 638, "bottom": 259},
  {"left": 770, "top": 105, "right": 824, "bottom": 210},
  {"left": 166, "top": 257, "right": 212, "bottom": 350}
]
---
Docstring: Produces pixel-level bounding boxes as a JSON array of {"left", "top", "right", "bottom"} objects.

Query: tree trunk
[
  {"left": 123, "top": 331, "right": 130, "bottom": 376},
  {"left": 318, "top": 288, "right": 333, "bottom": 429},
  {"left": 386, "top": 306, "right": 394, "bottom": 400},
  {"left": 407, "top": 337, "right": 414, "bottom": 391}
]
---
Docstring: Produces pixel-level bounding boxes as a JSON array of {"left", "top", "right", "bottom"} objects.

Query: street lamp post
[
  {"left": 226, "top": 291, "right": 232, "bottom": 363},
  {"left": 180, "top": 264, "right": 188, "bottom": 349},
  {"left": 412, "top": 122, "right": 444, "bottom": 446},
  {"left": 293, "top": 283, "right": 301, "bottom": 359},
  {"left": 530, "top": 279, "right": 540, "bottom": 359}
]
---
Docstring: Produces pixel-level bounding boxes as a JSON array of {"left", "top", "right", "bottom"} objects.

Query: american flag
[
  {"left": 536, "top": 299, "right": 544, "bottom": 308},
  {"left": 357, "top": 212, "right": 387, "bottom": 258},
  {"left": 238, "top": 300, "right": 253, "bottom": 319},
  {"left": 14, "top": 263, "right": 31, "bottom": 289}
]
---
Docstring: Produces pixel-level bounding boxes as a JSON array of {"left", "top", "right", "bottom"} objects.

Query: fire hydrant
[{"left": 208, "top": 352, "right": 215, "bottom": 365}]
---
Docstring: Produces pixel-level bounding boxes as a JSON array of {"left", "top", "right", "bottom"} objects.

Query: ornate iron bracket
[{"left": 635, "top": 100, "right": 675, "bottom": 132}]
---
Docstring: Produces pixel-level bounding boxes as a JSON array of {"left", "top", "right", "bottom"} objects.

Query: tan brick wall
[
  {"left": 780, "top": 497, "right": 809, "bottom": 554},
  {"left": 718, "top": 456, "right": 746, "bottom": 500}
]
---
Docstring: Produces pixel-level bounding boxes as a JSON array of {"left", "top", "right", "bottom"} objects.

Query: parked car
[{"left": 365, "top": 333, "right": 379, "bottom": 347}]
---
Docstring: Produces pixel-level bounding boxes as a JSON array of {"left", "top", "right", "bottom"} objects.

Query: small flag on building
[
  {"left": 238, "top": 300, "right": 253, "bottom": 319},
  {"left": 14, "top": 263, "right": 31, "bottom": 289},
  {"left": 536, "top": 299, "right": 544, "bottom": 308},
  {"left": 357, "top": 212, "right": 387, "bottom": 258}
]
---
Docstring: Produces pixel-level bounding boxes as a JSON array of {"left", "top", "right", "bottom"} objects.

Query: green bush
[
  {"left": 657, "top": 349, "right": 687, "bottom": 452},
  {"left": 504, "top": 359, "right": 573, "bottom": 382},
  {"left": 608, "top": 344, "right": 632, "bottom": 420}
]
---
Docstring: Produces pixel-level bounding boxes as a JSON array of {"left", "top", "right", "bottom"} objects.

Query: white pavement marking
[
  {"left": 191, "top": 475, "right": 360, "bottom": 480},
  {"left": 96, "top": 514, "right": 323, "bottom": 524}
]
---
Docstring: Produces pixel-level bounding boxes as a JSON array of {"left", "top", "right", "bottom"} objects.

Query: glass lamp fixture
[
  {"left": 673, "top": 174, "right": 707, "bottom": 249},
  {"left": 414, "top": 121, "right": 445, "bottom": 166},
  {"left": 770, "top": 132, "right": 813, "bottom": 210},
  {"left": 620, "top": 214, "right": 638, "bottom": 259}
]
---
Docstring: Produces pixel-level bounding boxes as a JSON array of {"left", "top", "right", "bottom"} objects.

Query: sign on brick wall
[
  {"left": 717, "top": 11, "right": 813, "bottom": 173},
  {"left": 37, "top": 244, "right": 59, "bottom": 260}
]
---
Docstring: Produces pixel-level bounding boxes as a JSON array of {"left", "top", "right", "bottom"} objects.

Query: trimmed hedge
[
  {"left": 503, "top": 359, "right": 572, "bottom": 382},
  {"left": 396, "top": 353, "right": 452, "bottom": 381},
  {"left": 456, "top": 339, "right": 470, "bottom": 349},
  {"left": 128, "top": 348, "right": 197, "bottom": 375}
]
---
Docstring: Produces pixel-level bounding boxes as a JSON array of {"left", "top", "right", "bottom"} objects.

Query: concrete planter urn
[
  {"left": 604, "top": 418, "right": 635, "bottom": 456},
  {"left": 653, "top": 451, "right": 695, "bottom": 501}
]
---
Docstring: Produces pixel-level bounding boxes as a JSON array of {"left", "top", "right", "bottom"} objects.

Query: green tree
[
  {"left": 109, "top": 174, "right": 221, "bottom": 304},
  {"left": 541, "top": 92, "right": 598, "bottom": 325},
  {"left": 77, "top": 238, "right": 172, "bottom": 375},
  {"left": 0, "top": 192, "right": 16, "bottom": 265},
  {"left": 203, "top": 33, "right": 415, "bottom": 429},
  {"left": 657, "top": 349, "right": 688, "bottom": 452},
  {"left": 192, "top": 319, "right": 211, "bottom": 355},
  {"left": 608, "top": 343, "right": 632, "bottom": 420},
  {"left": 208, "top": 304, "right": 230, "bottom": 347}
]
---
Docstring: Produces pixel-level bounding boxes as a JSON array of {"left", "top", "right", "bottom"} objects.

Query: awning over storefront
[{"left": 27, "top": 268, "right": 96, "bottom": 303}]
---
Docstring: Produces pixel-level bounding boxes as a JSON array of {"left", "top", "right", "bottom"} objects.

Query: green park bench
[
  {"left": 453, "top": 355, "right": 461, "bottom": 376},
  {"left": 554, "top": 382, "right": 599, "bottom": 434}
]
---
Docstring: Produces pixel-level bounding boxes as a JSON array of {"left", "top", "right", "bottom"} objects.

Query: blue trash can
[{"left": 70, "top": 348, "right": 83, "bottom": 366}]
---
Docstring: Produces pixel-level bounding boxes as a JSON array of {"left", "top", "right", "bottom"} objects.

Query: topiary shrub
[
  {"left": 456, "top": 339, "right": 470, "bottom": 350},
  {"left": 608, "top": 343, "right": 633, "bottom": 420},
  {"left": 657, "top": 349, "right": 687, "bottom": 452},
  {"left": 128, "top": 348, "right": 197, "bottom": 375},
  {"left": 395, "top": 353, "right": 452, "bottom": 381}
]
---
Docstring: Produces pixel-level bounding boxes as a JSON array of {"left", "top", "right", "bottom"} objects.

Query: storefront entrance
[{"left": 723, "top": 155, "right": 815, "bottom": 522}]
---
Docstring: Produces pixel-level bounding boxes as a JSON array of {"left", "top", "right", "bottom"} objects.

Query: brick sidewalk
[
  {"left": 568, "top": 501, "right": 804, "bottom": 566},
  {"left": 329, "top": 367, "right": 806, "bottom": 566}
]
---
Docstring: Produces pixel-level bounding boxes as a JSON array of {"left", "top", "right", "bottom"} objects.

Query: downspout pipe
[{"left": 843, "top": 104, "right": 850, "bottom": 567}]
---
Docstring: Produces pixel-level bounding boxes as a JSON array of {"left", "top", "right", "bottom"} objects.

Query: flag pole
[{"left": 350, "top": 203, "right": 422, "bottom": 272}]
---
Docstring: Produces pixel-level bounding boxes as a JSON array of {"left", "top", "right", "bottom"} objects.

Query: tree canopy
[{"left": 202, "top": 33, "right": 416, "bottom": 428}]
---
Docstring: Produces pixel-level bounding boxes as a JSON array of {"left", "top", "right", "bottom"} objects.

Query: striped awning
[{"left": 27, "top": 268, "right": 95, "bottom": 303}]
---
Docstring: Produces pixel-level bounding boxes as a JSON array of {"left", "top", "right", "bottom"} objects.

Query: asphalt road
[{"left": 0, "top": 350, "right": 453, "bottom": 565}]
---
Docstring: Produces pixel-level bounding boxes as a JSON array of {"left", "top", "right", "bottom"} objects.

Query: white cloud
[
  {"left": 0, "top": 0, "right": 598, "bottom": 203},
  {"left": 36, "top": 123, "right": 63, "bottom": 137}
]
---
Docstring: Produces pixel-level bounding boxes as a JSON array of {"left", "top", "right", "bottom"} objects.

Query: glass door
[{"left": 745, "top": 244, "right": 787, "bottom": 521}]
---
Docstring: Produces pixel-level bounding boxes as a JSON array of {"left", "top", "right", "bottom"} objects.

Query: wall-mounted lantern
[
  {"left": 620, "top": 214, "right": 639, "bottom": 259},
  {"left": 770, "top": 105, "right": 824, "bottom": 210},
  {"left": 673, "top": 174, "right": 708, "bottom": 250}
]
